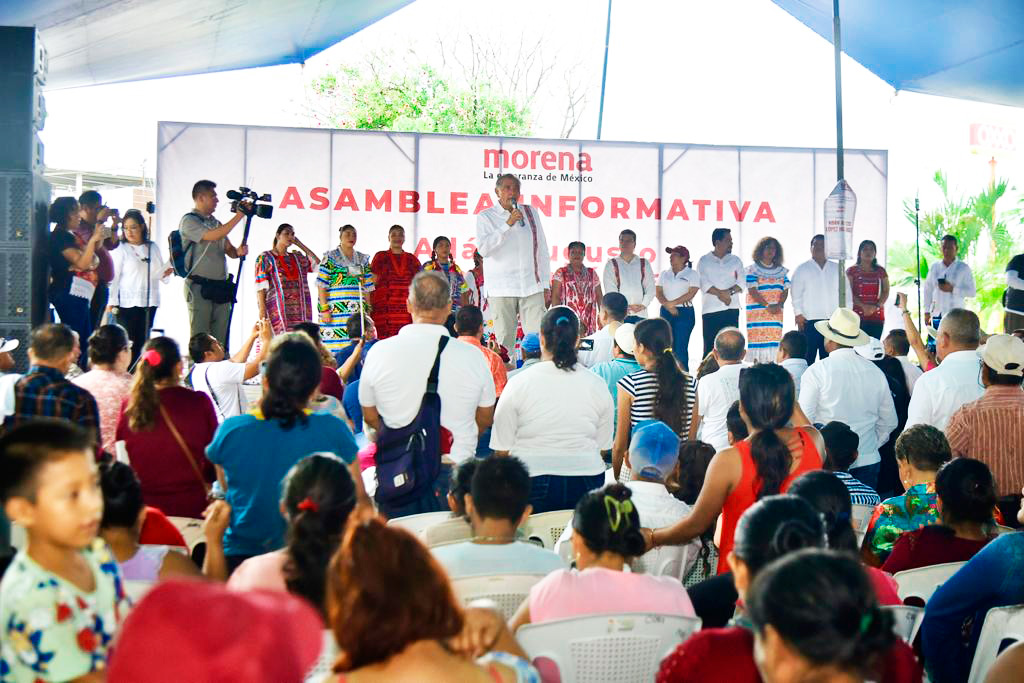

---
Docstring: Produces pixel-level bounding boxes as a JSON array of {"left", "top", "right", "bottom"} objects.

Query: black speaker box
[{"left": 0, "top": 27, "right": 47, "bottom": 173}]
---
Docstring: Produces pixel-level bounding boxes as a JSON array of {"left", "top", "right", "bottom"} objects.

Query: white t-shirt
[
  {"left": 780, "top": 357, "right": 808, "bottom": 397},
  {"left": 696, "top": 252, "right": 745, "bottom": 314},
  {"left": 603, "top": 256, "right": 655, "bottom": 314},
  {"left": 431, "top": 540, "right": 566, "bottom": 579},
  {"left": 192, "top": 361, "right": 247, "bottom": 422},
  {"left": 359, "top": 324, "right": 496, "bottom": 463},
  {"left": 490, "top": 361, "right": 614, "bottom": 476},
  {"left": 657, "top": 267, "right": 699, "bottom": 302},
  {"left": 696, "top": 363, "right": 744, "bottom": 451}
]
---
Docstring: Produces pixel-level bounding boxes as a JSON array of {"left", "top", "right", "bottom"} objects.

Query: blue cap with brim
[
  {"left": 520, "top": 333, "right": 541, "bottom": 353},
  {"left": 628, "top": 420, "right": 681, "bottom": 480}
]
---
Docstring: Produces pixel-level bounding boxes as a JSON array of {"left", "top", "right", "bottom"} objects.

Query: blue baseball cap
[
  {"left": 628, "top": 420, "right": 680, "bottom": 480},
  {"left": 520, "top": 333, "right": 541, "bottom": 353}
]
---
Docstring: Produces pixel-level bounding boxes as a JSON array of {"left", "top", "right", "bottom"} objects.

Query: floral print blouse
[{"left": 865, "top": 481, "right": 939, "bottom": 561}]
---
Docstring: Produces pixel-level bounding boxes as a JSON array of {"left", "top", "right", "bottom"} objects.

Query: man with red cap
[{"left": 656, "top": 245, "right": 699, "bottom": 371}]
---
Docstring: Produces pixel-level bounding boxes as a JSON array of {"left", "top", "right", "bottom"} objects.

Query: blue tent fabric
[
  {"left": 2, "top": 0, "right": 415, "bottom": 89},
  {"left": 771, "top": 0, "right": 1024, "bottom": 108}
]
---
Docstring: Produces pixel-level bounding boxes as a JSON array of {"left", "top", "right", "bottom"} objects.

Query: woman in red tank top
[{"left": 643, "top": 363, "right": 823, "bottom": 573}]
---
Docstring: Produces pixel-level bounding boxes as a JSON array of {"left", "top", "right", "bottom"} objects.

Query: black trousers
[
  {"left": 90, "top": 281, "right": 110, "bottom": 330},
  {"left": 116, "top": 306, "right": 157, "bottom": 368},
  {"left": 702, "top": 309, "right": 740, "bottom": 358},
  {"left": 802, "top": 319, "right": 830, "bottom": 365}
]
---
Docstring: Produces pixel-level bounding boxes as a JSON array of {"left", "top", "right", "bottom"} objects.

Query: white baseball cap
[
  {"left": 855, "top": 337, "right": 885, "bottom": 361},
  {"left": 0, "top": 337, "right": 19, "bottom": 354},
  {"left": 980, "top": 334, "right": 1024, "bottom": 377},
  {"left": 614, "top": 323, "right": 637, "bottom": 355}
]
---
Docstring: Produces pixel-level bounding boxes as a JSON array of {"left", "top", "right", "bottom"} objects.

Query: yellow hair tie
[{"left": 664, "top": 348, "right": 673, "bottom": 354}]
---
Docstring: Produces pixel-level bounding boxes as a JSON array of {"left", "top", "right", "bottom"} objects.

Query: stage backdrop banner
[{"left": 155, "top": 122, "right": 888, "bottom": 357}]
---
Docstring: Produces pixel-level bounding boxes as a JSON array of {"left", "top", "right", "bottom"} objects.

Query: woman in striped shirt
[{"left": 613, "top": 318, "right": 695, "bottom": 480}]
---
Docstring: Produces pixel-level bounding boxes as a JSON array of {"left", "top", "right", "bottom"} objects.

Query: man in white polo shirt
[
  {"left": 905, "top": 307, "right": 984, "bottom": 432},
  {"left": 360, "top": 271, "right": 496, "bottom": 514},
  {"left": 603, "top": 229, "right": 654, "bottom": 317},
  {"left": 697, "top": 228, "right": 745, "bottom": 358},
  {"left": 689, "top": 327, "right": 746, "bottom": 452},
  {"left": 790, "top": 234, "right": 840, "bottom": 364},
  {"left": 475, "top": 174, "right": 552, "bottom": 353},
  {"left": 922, "top": 235, "right": 976, "bottom": 330}
]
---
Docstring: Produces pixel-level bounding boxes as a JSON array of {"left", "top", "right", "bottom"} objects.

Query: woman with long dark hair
[
  {"left": 491, "top": 306, "right": 614, "bottom": 512},
  {"left": 643, "top": 363, "right": 823, "bottom": 573},
  {"left": 115, "top": 336, "right": 218, "bottom": 518},
  {"left": 48, "top": 196, "right": 104, "bottom": 364},
  {"left": 205, "top": 333, "right": 360, "bottom": 571},
  {"left": 613, "top": 317, "right": 695, "bottom": 480},
  {"left": 228, "top": 452, "right": 357, "bottom": 615},
  {"left": 107, "top": 209, "right": 173, "bottom": 366},
  {"left": 255, "top": 223, "right": 320, "bottom": 336},
  {"left": 848, "top": 239, "right": 890, "bottom": 338},
  {"left": 369, "top": 224, "right": 420, "bottom": 339},
  {"left": 422, "top": 235, "right": 470, "bottom": 312}
]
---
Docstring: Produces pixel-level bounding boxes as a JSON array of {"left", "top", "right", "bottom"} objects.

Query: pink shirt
[
  {"left": 72, "top": 368, "right": 132, "bottom": 455},
  {"left": 528, "top": 567, "right": 695, "bottom": 623},
  {"left": 227, "top": 549, "right": 288, "bottom": 593}
]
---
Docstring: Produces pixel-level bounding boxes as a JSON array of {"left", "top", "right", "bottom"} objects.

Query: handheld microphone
[{"left": 510, "top": 198, "right": 525, "bottom": 227}]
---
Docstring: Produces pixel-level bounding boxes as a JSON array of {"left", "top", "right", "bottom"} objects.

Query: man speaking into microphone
[{"left": 476, "top": 173, "right": 551, "bottom": 352}]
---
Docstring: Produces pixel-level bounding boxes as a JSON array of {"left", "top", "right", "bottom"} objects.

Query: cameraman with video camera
[{"left": 179, "top": 179, "right": 250, "bottom": 346}]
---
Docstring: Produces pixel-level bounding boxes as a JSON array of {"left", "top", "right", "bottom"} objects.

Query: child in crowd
[
  {"left": 725, "top": 400, "right": 749, "bottom": 446},
  {"left": 0, "top": 420, "right": 131, "bottom": 681}
]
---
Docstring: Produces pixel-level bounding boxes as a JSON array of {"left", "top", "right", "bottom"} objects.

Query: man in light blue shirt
[
  {"left": 590, "top": 323, "right": 641, "bottom": 431},
  {"left": 507, "top": 333, "right": 542, "bottom": 380},
  {"left": 431, "top": 455, "right": 565, "bottom": 579}
]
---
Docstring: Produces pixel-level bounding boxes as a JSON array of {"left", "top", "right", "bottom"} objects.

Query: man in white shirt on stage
[
  {"left": 790, "top": 234, "right": 841, "bottom": 364},
  {"left": 922, "top": 235, "right": 976, "bottom": 330},
  {"left": 798, "top": 308, "right": 898, "bottom": 491},
  {"left": 602, "top": 229, "right": 654, "bottom": 317},
  {"left": 905, "top": 308, "right": 984, "bottom": 432},
  {"left": 697, "top": 228, "right": 745, "bottom": 357},
  {"left": 475, "top": 174, "right": 552, "bottom": 353}
]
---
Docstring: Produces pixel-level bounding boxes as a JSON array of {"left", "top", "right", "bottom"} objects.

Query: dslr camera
[{"left": 227, "top": 187, "right": 274, "bottom": 219}]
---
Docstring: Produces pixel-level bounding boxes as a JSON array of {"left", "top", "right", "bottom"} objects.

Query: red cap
[
  {"left": 665, "top": 245, "right": 690, "bottom": 261},
  {"left": 108, "top": 579, "right": 324, "bottom": 683}
]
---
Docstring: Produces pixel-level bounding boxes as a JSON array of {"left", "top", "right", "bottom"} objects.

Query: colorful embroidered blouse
[
  {"left": 422, "top": 259, "right": 470, "bottom": 312},
  {"left": 0, "top": 539, "right": 128, "bottom": 682}
]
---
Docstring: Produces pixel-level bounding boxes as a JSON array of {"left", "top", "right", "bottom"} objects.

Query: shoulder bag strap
[
  {"left": 425, "top": 336, "right": 449, "bottom": 394},
  {"left": 159, "top": 404, "right": 211, "bottom": 495},
  {"left": 202, "top": 366, "right": 223, "bottom": 415}
]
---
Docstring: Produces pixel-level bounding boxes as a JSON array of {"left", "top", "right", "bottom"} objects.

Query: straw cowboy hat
[{"left": 814, "top": 308, "right": 870, "bottom": 347}]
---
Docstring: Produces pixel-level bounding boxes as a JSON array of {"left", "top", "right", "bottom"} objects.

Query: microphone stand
[{"left": 223, "top": 211, "right": 254, "bottom": 352}]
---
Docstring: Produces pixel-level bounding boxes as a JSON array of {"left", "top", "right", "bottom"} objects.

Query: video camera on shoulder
[{"left": 227, "top": 187, "right": 274, "bottom": 219}]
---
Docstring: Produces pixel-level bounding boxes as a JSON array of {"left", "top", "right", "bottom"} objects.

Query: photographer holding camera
[
  {"left": 179, "top": 179, "right": 250, "bottom": 347},
  {"left": 75, "top": 190, "right": 122, "bottom": 329}
]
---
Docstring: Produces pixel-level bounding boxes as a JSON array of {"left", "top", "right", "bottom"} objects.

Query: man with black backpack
[
  {"left": 178, "top": 180, "right": 249, "bottom": 346},
  {"left": 360, "top": 271, "right": 496, "bottom": 518}
]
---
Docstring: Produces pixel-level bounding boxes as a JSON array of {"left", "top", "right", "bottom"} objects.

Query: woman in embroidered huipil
[
  {"left": 369, "top": 224, "right": 420, "bottom": 339},
  {"left": 745, "top": 237, "right": 790, "bottom": 364},
  {"left": 551, "top": 240, "right": 602, "bottom": 336},
  {"left": 421, "top": 235, "right": 470, "bottom": 313},
  {"left": 255, "top": 223, "right": 320, "bottom": 336},
  {"left": 317, "top": 225, "right": 374, "bottom": 355}
]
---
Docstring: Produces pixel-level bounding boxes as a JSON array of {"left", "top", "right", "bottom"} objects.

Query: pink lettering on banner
[
  {"left": 334, "top": 188, "right": 358, "bottom": 211},
  {"left": 753, "top": 202, "right": 775, "bottom": 223},
  {"left": 279, "top": 186, "right": 304, "bottom": 209},
  {"left": 473, "top": 193, "right": 494, "bottom": 214},
  {"left": 610, "top": 197, "right": 629, "bottom": 219},
  {"left": 666, "top": 199, "right": 689, "bottom": 220},
  {"left": 581, "top": 196, "right": 604, "bottom": 219},
  {"left": 730, "top": 200, "right": 750, "bottom": 221},
  {"left": 399, "top": 191, "right": 420, "bottom": 213},
  {"left": 530, "top": 195, "right": 552, "bottom": 217},
  {"left": 693, "top": 199, "right": 710, "bottom": 221},
  {"left": 309, "top": 187, "right": 330, "bottom": 210},
  {"left": 414, "top": 237, "right": 432, "bottom": 258},
  {"left": 426, "top": 191, "right": 444, "bottom": 214},
  {"left": 450, "top": 192, "right": 468, "bottom": 214},
  {"left": 637, "top": 197, "right": 660, "bottom": 220},
  {"left": 366, "top": 189, "right": 391, "bottom": 211},
  {"left": 558, "top": 196, "right": 576, "bottom": 217}
]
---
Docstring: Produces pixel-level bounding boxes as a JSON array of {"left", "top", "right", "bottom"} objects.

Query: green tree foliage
[
  {"left": 309, "top": 63, "right": 531, "bottom": 136},
  {"left": 890, "top": 171, "right": 1018, "bottom": 332}
]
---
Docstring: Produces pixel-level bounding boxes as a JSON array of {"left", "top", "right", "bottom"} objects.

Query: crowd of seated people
[{"left": 2, "top": 285, "right": 1024, "bottom": 683}]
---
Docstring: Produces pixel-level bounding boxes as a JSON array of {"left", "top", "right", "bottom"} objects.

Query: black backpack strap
[{"left": 425, "top": 336, "right": 449, "bottom": 394}]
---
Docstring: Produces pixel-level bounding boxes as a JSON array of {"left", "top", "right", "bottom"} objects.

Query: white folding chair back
[
  {"left": 893, "top": 561, "right": 967, "bottom": 605},
  {"left": 632, "top": 544, "right": 690, "bottom": 581},
  {"left": 851, "top": 503, "right": 874, "bottom": 548},
  {"left": 967, "top": 604, "right": 1024, "bottom": 683},
  {"left": 424, "top": 517, "right": 473, "bottom": 547},
  {"left": 303, "top": 631, "right": 338, "bottom": 683},
  {"left": 166, "top": 516, "right": 205, "bottom": 553},
  {"left": 517, "top": 612, "right": 702, "bottom": 682},
  {"left": 522, "top": 510, "right": 574, "bottom": 549},
  {"left": 450, "top": 573, "right": 547, "bottom": 620},
  {"left": 385, "top": 511, "right": 453, "bottom": 536},
  {"left": 883, "top": 605, "right": 924, "bottom": 644}
]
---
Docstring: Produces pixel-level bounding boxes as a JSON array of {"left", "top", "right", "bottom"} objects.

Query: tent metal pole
[
  {"left": 915, "top": 196, "right": 922, "bottom": 331},
  {"left": 833, "top": 0, "right": 846, "bottom": 307},
  {"left": 596, "top": 0, "right": 613, "bottom": 140}
]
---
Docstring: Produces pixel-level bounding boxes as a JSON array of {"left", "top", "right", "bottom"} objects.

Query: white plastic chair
[
  {"left": 303, "top": 630, "right": 337, "bottom": 683},
  {"left": 893, "top": 561, "right": 967, "bottom": 605},
  {"left": 632, "top": 544, "right": 691, "bottom": 582},
  {"left": 517, "top": 612, "right": 702, "bottom": 682},
  {"left": 883, "top": 605, "right": 924, "bottom": 644},
  {"left": 450, "top": 573, "right": 548, "bottom": 620},
  {"left": 423, "top": 517, "right": 473, "bottom": 547},
  {"left": 166, "top": 516, "right": 205, "bottom": 553},
  {"left": 851, "top": 503, "right": 874, "bottom": 548},
  {"left": 385, "top": 511, "right": 453, "bottom": 536},
  {"left": 967, "top": 604, "right": 1024, "bottom": 683},
  {"left": 522, "top": 510, "right": 575, "bottom": 549}
]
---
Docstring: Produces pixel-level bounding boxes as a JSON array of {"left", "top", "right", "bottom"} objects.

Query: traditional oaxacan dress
[
  {"left": 552, "top": 264, "right": 601, "bottom": 336},
  {"left": 317, "top": 248, "right": 374, "bottom": 354},
  {"left": 744, "top": 261, "right": 790, "bottom": 363},
  {"left": 369, "top": 249, "right": 420, "bottom": 339},
  {"left": 254, "top": 249, "right": 314, "bottom": 335},
  {"left": 421, "top": 258, "right": 470, "bottom": 313}
]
